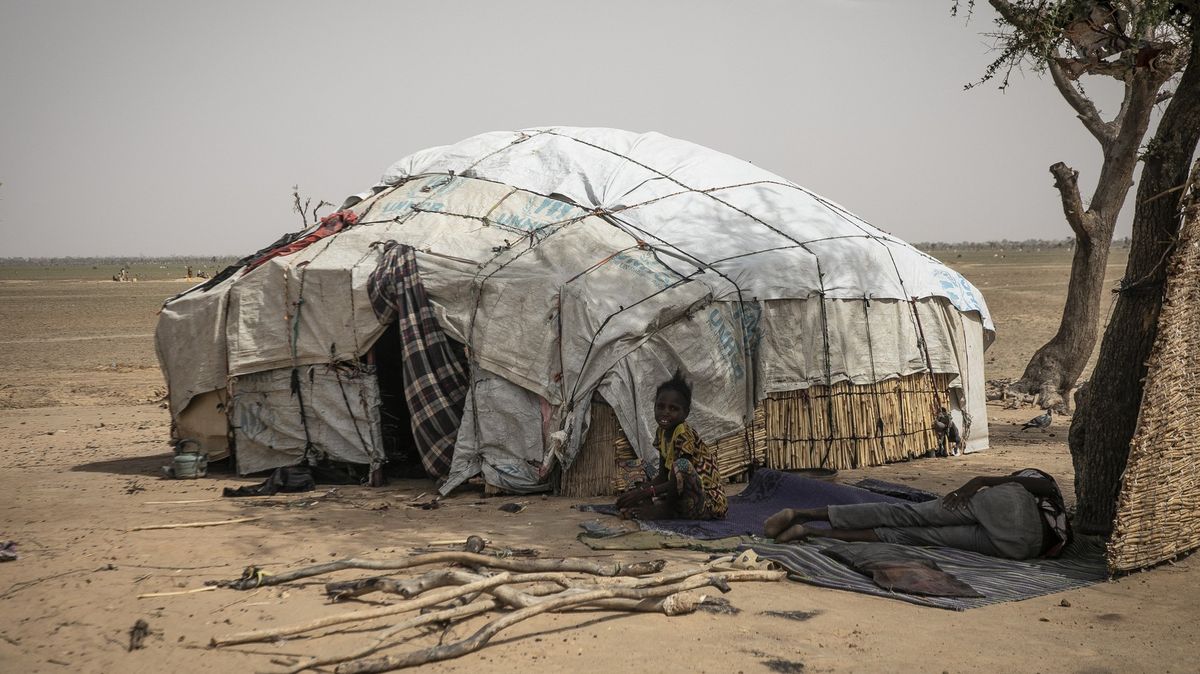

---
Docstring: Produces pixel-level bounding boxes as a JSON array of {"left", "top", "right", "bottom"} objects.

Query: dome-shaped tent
[{"left": 157, "top": 127, "right": 993, "bottom": 494}]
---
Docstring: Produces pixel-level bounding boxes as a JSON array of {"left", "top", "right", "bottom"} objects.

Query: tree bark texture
[
  {"left": 1017, "top": 228, "right": 1111, "bottom": 409},
  {"left": 1015, "top": 69, "right": 1164, "bottom": 409},
  {"left": 1070, "top": 25, "right": 1200, "bottom": 535}
]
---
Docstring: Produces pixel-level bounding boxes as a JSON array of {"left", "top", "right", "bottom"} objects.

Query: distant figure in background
[
  {"left": 1021, "top": 409, "right": 1053, "bottom": 432},
  {"left": 615, "top": 371, "right": 727, "bottom": 521},
  {"left": 763, "top": 469, "right": 1071, "bottom": 560},
  {"left": 186, "top": 265, "right": 193, "bottom": 278}
]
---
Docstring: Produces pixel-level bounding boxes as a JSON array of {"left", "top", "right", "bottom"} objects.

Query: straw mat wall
[
  {"left": 1108, "top": 163, "right": 1200, "bottom": 573},
  {"left": 762, "top": 373, "right": 954, "bottom": 471},
  {"left": 559, "top": 400, "right": 623, "bottom": 497},
  {"left": 561, "top": 371, "right": 955, "bottom": 497}
]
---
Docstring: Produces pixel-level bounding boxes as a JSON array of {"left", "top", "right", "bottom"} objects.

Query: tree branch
[
  {"left": 1048, "top": 58, "right": 1114, "bottom": 146},
  {"left": 1050, "top": 162, "right": 1091, "bottom": 240},
  {"left": 988, "top": 0, "right": 1034, "bottom": 32}
]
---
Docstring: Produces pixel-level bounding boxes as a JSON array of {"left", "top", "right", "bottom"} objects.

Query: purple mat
[{"left": 577, "top": 468, "right": 902, "bottom": 539}]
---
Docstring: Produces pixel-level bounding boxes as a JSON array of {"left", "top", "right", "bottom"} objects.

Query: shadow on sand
[{"left": 70, "top": 453, "right": 239, "bottom": 477}]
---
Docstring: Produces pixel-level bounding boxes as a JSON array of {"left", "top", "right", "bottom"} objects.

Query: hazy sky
[{"left": 0, "top": 0, "right": 1139, "bottom": 257}]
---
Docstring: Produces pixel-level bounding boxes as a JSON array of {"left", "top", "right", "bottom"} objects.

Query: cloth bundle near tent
[{"left": 155, "top": 127, "right": 994, "bottom": 494}]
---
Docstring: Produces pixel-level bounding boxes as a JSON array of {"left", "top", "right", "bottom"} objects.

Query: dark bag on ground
[{"left": 223, "top": 465, "right": 316, "bottom": 497}]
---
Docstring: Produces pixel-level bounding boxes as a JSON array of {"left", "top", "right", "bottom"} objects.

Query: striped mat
[{"left": 743, "top": 537, "right": 1108, "bottom": 610}]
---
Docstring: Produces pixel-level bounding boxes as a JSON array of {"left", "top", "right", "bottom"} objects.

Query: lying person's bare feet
[
  {"left": 764, "top": 508, "right": 798, "bottom": 537},
  {"left": 775, "top": 523, "right": 813, "bottom": 543}
]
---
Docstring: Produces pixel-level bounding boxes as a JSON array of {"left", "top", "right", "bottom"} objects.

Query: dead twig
[
  {"left": 130, "top": 516, "right": 262, "bottom": 532},
  {"left": 1, "top": 568, "right": 92, "bottom": 599},
  {"left": 137, "top": 586, "right": 217, "bottom": 599}
]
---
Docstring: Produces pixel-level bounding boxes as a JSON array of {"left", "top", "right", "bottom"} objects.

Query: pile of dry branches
[{"left": 206, "top": 536, "right": 782, "bottom": 673}]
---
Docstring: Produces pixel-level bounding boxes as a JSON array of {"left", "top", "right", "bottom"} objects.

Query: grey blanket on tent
[{"left": 743, "top": 537, "right": 1108, "bottom": 610}]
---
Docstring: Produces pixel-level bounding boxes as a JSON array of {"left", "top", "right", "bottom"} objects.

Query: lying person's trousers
[{"left": 827, "top": 483, "right": 1044, "bottom": 559}]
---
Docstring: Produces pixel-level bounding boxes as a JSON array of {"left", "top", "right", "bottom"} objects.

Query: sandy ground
[{"left": 1, "top": 251, "right": 1197, "bottom": 673}]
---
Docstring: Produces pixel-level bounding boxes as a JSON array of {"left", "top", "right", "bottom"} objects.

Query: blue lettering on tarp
[
  {"left": 932, "top": 268, "right": 982, "bottom": 313},
  {"left": 378, "top": 199, "right": 446, "bottom": 217},
  {"left": 708, "top": 308, "right": 745, "bottom": 381},
  {"left": 734, "top": 301, "right": 763, "bottom": 354},
  {"left": 491, "top": 196, "right": 581, "bottom": 232},
  {"left": 375, "top": 175, "right": 460, "bottom": 219},
  {"left": 611, "top": 251, "right": 676, "bottom": 289},
  {"left": 704, "top": 302, "right": 762, "bottom": 382}
]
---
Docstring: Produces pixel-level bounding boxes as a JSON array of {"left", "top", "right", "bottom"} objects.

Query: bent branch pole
[
  {"left": 216, "top": 553, "right": 667, "bottom": 590},
  {"left": 325, "top": 571, "right": 465, "bottom": 601},
  {"left": 323, "top": 560, "right": 723, "bottom": 602}
]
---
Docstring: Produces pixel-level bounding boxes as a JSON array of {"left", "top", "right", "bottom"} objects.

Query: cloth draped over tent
[{"left": 366, "top": 242, "right": 469, "bottom": 478}]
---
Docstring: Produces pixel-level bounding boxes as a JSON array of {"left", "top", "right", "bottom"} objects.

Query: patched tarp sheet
[
  {"left": 160, "top": 127, "right": 994, "bottom": 479},
  {"left": 442, "top": 368, "right": 547, "bottom": 495},
  {"left": 354, "top": 128, "right": 993, "bottom": 325},
  {"left": 230, "top": 364, "right": 384, "bottom": 475}
]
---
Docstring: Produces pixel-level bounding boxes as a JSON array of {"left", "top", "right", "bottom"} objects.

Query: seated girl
[{"left": 615, "top": 371, "right": 727, "bottom": 520}]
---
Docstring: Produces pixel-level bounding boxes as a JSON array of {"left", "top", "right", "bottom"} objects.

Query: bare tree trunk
[
  {"left": 1070, "top": 27, "right": 1200, "bottom": 535},
  {"left": 1017, "top": 222, "right": 1112, "bottom": 409},
  {"left": 996, "top": 12, "right": 1175, "bottom": 409}
]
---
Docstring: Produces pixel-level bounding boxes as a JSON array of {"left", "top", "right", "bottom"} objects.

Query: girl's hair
[{"left": 655, "top": 370, "right": 692, "bottom": 409}]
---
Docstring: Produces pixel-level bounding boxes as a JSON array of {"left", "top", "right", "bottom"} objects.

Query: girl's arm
[{"left": 615, "top": 464, "right": 673, "bottom": 508}]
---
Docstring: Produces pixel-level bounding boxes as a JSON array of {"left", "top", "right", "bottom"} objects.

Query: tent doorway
[
  {"left": 371, "top": 321, "right": 470, "bottom": 479},
  {"left": 371, "top": 322, "right": 426, "bottom": 478}
]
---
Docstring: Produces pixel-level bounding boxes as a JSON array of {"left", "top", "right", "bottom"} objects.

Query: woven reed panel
[
  {"left": 1108, "top": 164, "right": 1200, "bottom": 572},
  {"left": 712, "top": 406, "right": 765, "bottom": 481},
  {"left": 559, "top": 401, "right": 622, "bottom": 498},
  {"left": 762, "top": 372, "right": 954, "bottom": 471}
]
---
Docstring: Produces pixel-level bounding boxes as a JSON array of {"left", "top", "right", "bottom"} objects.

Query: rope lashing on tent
[
  {"left": 908, "top": 297, "right": 944, "bottom": 416},
  {"left": 329, "top": 357, "right": 373, "bottom": 466},
  {"left": 817, "top": 283, "right": 837, "bottom": 470},
  {"left": 543, "top": 131, "right": 809, "bottom": 251},
  {"left": 285, "top": 262, "right": 318, "bottom": 463},
  {"left": 861, "top": 296, "right": 888, "bottom": 459},
  {"left": 593, "top": 211, "right": 759, "bottom": 407}
]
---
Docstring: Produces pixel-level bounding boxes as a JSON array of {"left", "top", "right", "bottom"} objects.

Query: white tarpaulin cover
[{"left": 156, "top": 127, "right": 993, "bottom": 489}]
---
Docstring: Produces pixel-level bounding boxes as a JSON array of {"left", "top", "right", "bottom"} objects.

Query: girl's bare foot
[
  {"left": 775, "top": 523, "right": 814, "bottom": 543},
  {"left": 764, "top": 508, "right": 798, "bottom": 537}
]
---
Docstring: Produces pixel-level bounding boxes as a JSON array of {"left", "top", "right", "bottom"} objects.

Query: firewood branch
[
  {"left": 211, "top": 571, "right": 563, "bottom": 646},
  {"left": 334, "top": 571, "right": 784, "bottom": 674},
  {"left": 214, "top": 552, "right": 666, "bottom": 590}
]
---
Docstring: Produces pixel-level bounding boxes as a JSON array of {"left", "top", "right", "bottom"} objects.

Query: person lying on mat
[
  {"left": 763, "top": 469, "right": 1071, "bottom": 559},
  {"left": 614, "top": 371, "right": 728, "bottom": 521}
]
